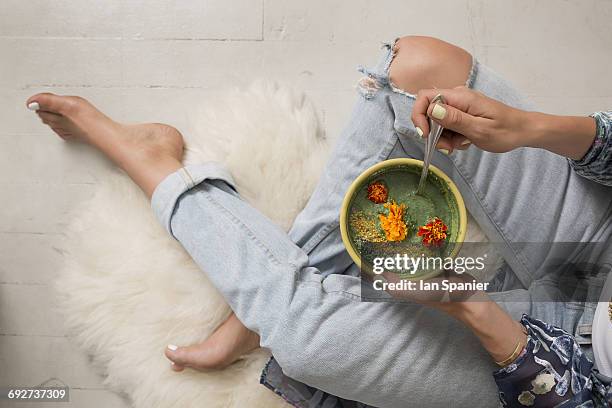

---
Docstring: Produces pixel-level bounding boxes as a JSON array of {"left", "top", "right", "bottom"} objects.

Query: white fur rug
[
  {"left": 57, "top": 82, "right": 328, "bottom": 408},
  {"left": 56, "top": 81, "right": 495, "bottom": 408}
]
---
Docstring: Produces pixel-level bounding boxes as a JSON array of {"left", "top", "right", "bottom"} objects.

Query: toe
[
  {"left": 27, "top": 93, "right": 84, "bottom": 116},
  {"left": 165, "top": 344, "right": 192, "bottom": 367},
  {"left": 27, "top": 93, "right": 63, "bottom": 113},
  {"left": 165, "top": 341, "right": 232, "bottom": 370},
  {"left": 37, "top": 111, "right": 62, "bottom": 125}
]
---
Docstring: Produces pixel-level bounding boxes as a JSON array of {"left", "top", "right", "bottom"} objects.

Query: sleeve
[
  {"left": 568, "top": 111, "right": 612, "bottom": 186},
  {"left": 492, "top": 315, "right": 611, "bottom": 407}
]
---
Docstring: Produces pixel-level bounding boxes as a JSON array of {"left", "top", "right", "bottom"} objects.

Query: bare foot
[
  {"left": 165, "top": 313, "right": 261, "bottom": 372},
  {"left": 26, "top": 93, "right": 184, "bottom": 197}
]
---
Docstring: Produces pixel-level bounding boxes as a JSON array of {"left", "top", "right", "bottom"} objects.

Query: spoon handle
[{"left": 417, "top": 94, "right": 446, "bottom": 194}]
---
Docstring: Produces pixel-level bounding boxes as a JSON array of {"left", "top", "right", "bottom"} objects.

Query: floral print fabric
[
  {"left": 494, "top": 315, "right": 612, "bottom": 407},
  {"left": 569, "top": 111, "right": 612, "bottom": 186}
]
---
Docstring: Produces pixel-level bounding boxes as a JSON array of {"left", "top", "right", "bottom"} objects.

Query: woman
[{"left": 26, "top": 36, "right": 611, "bottom": 407}]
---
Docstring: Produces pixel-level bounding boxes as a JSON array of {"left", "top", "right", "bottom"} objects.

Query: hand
[
  {"left": 412, "top": 86, "right": 597, "bottom": 160},
  {"left": 411, "top": 86, "right": 528, "bottom": 154}
]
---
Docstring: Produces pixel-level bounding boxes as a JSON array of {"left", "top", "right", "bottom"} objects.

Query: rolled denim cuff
[{"left": 151, "top": 163, "right": 236, "bottom": 237}]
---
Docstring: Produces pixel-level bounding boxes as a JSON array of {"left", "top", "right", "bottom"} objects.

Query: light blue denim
[{"left": 151, "top": 42, "right": 612, "bottom": 407}]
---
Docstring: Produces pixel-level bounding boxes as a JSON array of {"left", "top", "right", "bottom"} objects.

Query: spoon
[{"left": 416, "top": 94, "right": 446, "bottom": 195}]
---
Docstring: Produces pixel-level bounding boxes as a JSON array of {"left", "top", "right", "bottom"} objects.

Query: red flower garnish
[
  {"left": 417, "top": 217, "right": 448, "bottom": 246},
  {"left": 367, "top": 181, "right": 388, "bottom": 204}
]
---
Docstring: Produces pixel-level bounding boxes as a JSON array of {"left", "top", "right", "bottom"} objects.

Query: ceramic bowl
[{"left": 339, "top": 158, "right": 467, "bottom": 280}]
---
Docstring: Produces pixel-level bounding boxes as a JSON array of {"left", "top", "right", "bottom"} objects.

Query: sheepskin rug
[
  {"left": 56, "top": 81, "right": 495, "bottom": 408},
  {"left": 57, "top": 82, "right": 328, "bottom": 408}
]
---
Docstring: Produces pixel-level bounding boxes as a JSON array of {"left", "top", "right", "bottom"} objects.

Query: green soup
[{"left": 346, "top": 163, "right": 461, "bottom": 278}]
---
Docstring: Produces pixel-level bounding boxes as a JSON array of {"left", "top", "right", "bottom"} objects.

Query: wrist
[
  {"left": 447, "top": 299, "right": 527, "bottom": 364},
  {"left": 520, "top": 111, "right": 550, "bottom": 149},
  {"left": 433, "top": 290, "right": 491, "bottom": 325},
  {"left": 448, "top": 297, "right": 492, "bottom": 327},
  {"left": 519, "top": 111, "right": 597, "bottom": 159}
]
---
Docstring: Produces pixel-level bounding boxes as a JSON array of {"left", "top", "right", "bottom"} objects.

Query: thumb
[{"left": 427, "top": 102, "right": 480, "bottom": 137}]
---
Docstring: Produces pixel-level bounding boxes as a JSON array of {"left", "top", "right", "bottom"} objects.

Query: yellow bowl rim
[{"left": 339, "top": 158, "right": 467, "bottom": 276}]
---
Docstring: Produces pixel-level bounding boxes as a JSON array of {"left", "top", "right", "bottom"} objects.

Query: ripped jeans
[{"left": 151, "top": 41, "right": 612, "bottom": 407}]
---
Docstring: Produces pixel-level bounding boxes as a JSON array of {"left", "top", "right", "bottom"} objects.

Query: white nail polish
[
  {"left": 461, "top": 140, "right": 472, "bottom": 146},
  {"left": 415, "top": 127, "right": 424, "bottom": 138},
  {"left": 167, "top": 344, "right": 178, "bottom": 351},
  {"left": 27, "top": 102, "right": 40, "bottom": 111},
  {"left": 170, "top": 361, "right": 175, "bottom": 366},
  {"left": 431, "top": 104, "right": 446, "bottom": 120}
]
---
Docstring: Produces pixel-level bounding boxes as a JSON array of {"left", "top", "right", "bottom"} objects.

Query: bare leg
[
  {"left": 27, "top": 92, "right": 260, "bottom": 370},
  {"left": 27, "top": 93, "right": 183, "bottom": 198},
  {"left": 388, "top": 36, "right": 472, "bottom": 95}
]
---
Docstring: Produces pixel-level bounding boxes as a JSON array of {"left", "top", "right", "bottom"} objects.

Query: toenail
[
  {"left": 167, "top": 344, "right": 178, "bottom": 351},
  {"left": 27, "top": 102, "right": 40, "bottom": 111}
]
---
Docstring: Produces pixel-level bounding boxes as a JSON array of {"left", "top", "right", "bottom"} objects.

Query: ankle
[{"left": 125, "top": 155, "right": 182, "bottom": 199}]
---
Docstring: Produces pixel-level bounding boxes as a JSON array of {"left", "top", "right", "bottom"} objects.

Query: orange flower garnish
[
  {"left": 367, "top": 181, "right": 388, "bottom": 204},
  {"left": 417, "top": 217, "right": 448, "bottom": 246},
  {"left": 379, "top": 201, "right": 407, "bottom": 241}
]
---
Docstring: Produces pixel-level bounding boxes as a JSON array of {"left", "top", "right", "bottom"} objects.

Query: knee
[
  {"left": 388, "top": 36, "right": 473, "bottom": 95},
  {"left": 266, "top": 329, "right": 336, "bottom": 385},
  {"left": 269, "top": 340, "right": 319, "bottom": 383}
]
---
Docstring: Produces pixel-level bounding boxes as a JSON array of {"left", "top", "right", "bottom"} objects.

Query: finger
[
  {"left": 454, "top": 140, "right": 472, "bottom": 151},
  {"left": 435, "top": 136, "right": 454, "bottom": 154},
  {"left": 413, "top": 86, "right": 492, "bottom": 137},
  {"left": 412, "top": 87, "right": 478, "bottom": 136},
  {"left": 170, "top": 361, "right": 185, "bottom": 372},
  {"left": 412, "top": 89, "right": 444, "bottom": 138},
  {"left": 427, "top": 101, "right": 486, "bottom": 137},
  {"left": 449, "top": 133, "right": 472, "bottom": 150}
]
